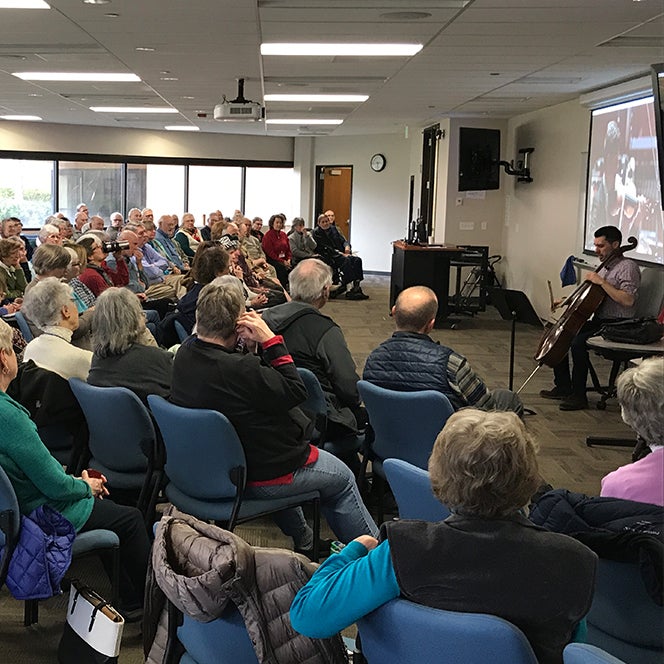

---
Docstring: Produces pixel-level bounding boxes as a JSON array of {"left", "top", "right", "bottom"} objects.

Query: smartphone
[{"left": 86, "top": 468, "right": 103, "bottom": 479}]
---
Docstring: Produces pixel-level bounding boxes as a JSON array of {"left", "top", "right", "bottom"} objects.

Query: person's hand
[
  {"left": 354, "top": 535, "right": 379, "bottom": 551},
  {"left": 585, "top": 272, "right": 604, "bottom": 286},
  {"left": 249, "top": 293, "right": 268, "bottom": 308},
  {"left": 233, "top": 265, "right": 244, "bottom": 279},
  {"left": 171, "top": 266, "right": 181, "bottom": 275},
  {"left": 136, "top": 292, "right": 147, "bottom": 301},
  {"left": 133, "top": 247, "right": 143, "bottom": 260},
  {"left": 13, "top": 297, "right": 23, "bottom": 306},
  {"left": 5, "top": 302, "right": 20, "bottom": 314},
  {"left": 236, "top": 310, "right": 275, "bottom": 343},
  {"left": 81, "top": 470, "right": 109, "bottom": 499}
]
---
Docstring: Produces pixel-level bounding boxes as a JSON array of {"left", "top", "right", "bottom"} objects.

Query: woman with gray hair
[
  {"left": 600, "top": 357, "right": 664, "bottom": 506},
  {"left": 37, "top": 223, "right": 63, "bottom": 246},
  {"left": 0, "top": 317, "right": 150, "bottom": 618},
  {"left": 291, "top": 409, "right": 597, "bottom": 664},
  {"left": 0, "top": 236, "right": 28, "bottom": 300},
  {"left": 87, "top": 287, "right": 173, "bottom": 405},
  {"left": 22, "top": 277, "right": 93, "bottom": 381}
]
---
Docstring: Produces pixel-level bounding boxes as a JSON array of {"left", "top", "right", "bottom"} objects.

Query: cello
[{"left": 517, "top": 236, "right": 638, "bottom": 392}]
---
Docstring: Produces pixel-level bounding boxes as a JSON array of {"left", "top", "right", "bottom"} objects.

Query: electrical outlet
[
  {"left": 481, "top": 222, "right": 487, "bottom": 230},
  {"left": 459, "top": 222, "right": 474, "bottom": 231}
]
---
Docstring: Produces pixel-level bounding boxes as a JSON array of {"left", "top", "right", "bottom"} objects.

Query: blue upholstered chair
[
  {"left": 357, "top": 380, "right": 454, "bottom": 520},
  {"left": 383, "top": 458, "right": 450, "bottom": 522},
  {"left": 563, "top": 643, "right": 627, "bottom": 664},
  {"left": 69, "top": 379, "right": 161, "bottom": 523},
  {"left": 296, "top": 367, "right": 363, "bottom": 474},
  {"left": 357, "top": 598, "right": 538, "bottom": 664},
  {"left": 13, "top": 311, "right": 33, "bottom": 342},
  {"left": 147, "top": 395, "right": 321, "bottom": 559},
  {"left": 0, "top": 464, "right": 119, "bottom": 626},
  {"left": 586, "top": 559, "right": 664, "bottom": 664}
]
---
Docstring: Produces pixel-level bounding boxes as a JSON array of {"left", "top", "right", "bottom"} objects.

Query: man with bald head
[{"left": 363, "top": 286, "right": 522, "bottom": 415}]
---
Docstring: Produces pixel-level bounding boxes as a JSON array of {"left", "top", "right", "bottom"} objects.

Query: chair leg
[
  {"left": 311, "top": 497, "right": 321, "bottom": 562},
  {"left": 24, "top": 599, "right": 38, "bottom": 626}
]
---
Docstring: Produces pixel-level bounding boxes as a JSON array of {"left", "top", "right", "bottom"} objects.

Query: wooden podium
[{"left": 390, "top": 240, "right": 466, "bottom": 325}]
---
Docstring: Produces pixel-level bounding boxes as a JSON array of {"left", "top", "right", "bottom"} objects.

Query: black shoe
[
  {"left": 539, "top": 387, "right": 572, "bottom": 400},
  {"left": 559, "top": 395, "right": 588, "bottom": 411},
  {"left": 345, "top": 289, "right": 369, "bottom": 300},
  {"left": 294, "top": 538, "right": 335, "bottom": 560},
  {"left": 329, "top": 284, "right": 347, "bottom": 299}
]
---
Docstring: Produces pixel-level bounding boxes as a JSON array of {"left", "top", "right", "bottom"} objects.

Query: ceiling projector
[{"left": 214, "top": 78, "right": 264, "bottom": 122}]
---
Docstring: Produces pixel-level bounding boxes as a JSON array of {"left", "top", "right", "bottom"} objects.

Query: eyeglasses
[{"left": 70, "top": 262, "right": 81, "bottom": 267}]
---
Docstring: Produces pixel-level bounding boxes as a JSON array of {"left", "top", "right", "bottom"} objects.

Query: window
[
  {"left": 127, "top": 164, "right": 186, "bottom": 218},
  {"left": 245, "top": 167, "right": 299, "bottom": 223},
  {"left": 58, "top": 161, "right": 122, "bottom": 221},
  {"left": 0, "top": 158, "right": 54, "bottom": 227},
  {"left": 188, "top": 165, "right": 242, "bottom": 225}
]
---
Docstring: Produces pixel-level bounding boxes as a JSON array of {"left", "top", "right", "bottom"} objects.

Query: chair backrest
[
  {"left": 13, "top": 311, "right": 33, "bottom": 342},
  {"left": 69, "top": 378, "right": 154, "bottom": 472},
  {"left": 634, "top": 267, "right": 664, "bottom": 319},
  {"left": 174, "top": 319, "right": 189, "bottom": 343},
  {"left": 383, "top": 458, "right": 450, "bottom": 521},
  {"left": 0, "top": 465, "right": 20, "bottom": 586},
  {"left": 148, "top": 395, "right": 246, "bottom": 500},
  {"left": 586, "top": 559, "right": 663, "bottom": 664},
  {"left": 357, "top": 380, "right": 454, "bottom": 469},
  {"left": 296, "top": 367, "right": 328, "bottom": 440},
  {"left": 357, "top": 598, "right": 538, "bottom": 664},
  {"left": 563, "top": 643, "right": 627, "bottom": 664}
]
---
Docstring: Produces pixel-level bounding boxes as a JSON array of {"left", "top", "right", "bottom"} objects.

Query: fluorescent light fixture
[
  {"left": 264, "top": 94, "right": 368, "bottom": 103},
  {"left": 164, "top": 125, "right": 199, "bottom": 131},
  {"left": 0, "top": 115, "right": 42, "bottom": 121},
  {"left": 90, "top": 106, "right": 178, "bottom": 113},
  {"left": 261, "top": 43, "right": 422, "bottom": 57},
  {"left": 0, "top": 0, "right": 49, "bottom": 7},
  {"left": 265, "top": 118, "right": 343, "bottom": 125},
  {"left": 13, "top": 72, "right": 140, "bottom": 82}
]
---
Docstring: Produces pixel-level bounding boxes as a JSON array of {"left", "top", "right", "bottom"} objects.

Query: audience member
[
  {"left": 174, "top": 212, "right": 201, "bottom": 259},
  {"left": 363, "top": 286, "right": 523, "bottom": 415},
  {"left": 169, "top": 279, "right": 378, "bottom": 554},
  {"left": 263, "top": 259, "right": 365, "bottom": 442},
  {"left": 288, "top": 217, "right": 319, "bottom": 264},
  {"left": 51, "top": 216, "right": 74, "bottom": 242},
  {"left": 127, "top": 208, "right": 143, "bottom": 224},
  {"left": 200, "top": 210, "right": 222, "bottom": 242},
  {"left": 76, "top": 235, "right": 128, "bottom": 297},
  {"left": 261, "top": 214, "right": 292, "bottom": 288},
  {"left": 63, "top": 244, "right": 96, "bottom": 312},
  {"left": 87, "top": 287, "right": 173, "bottom": 406},
  {"left": 0, "top": 237, "right": 28, "bottom": 301},
  {"left": 0, "top": 318, "right": 150, "bottom": 615},
  {"left": 38, "top": 223, "right": 63, "bottom": 246},
  {"left": 237, "top": 217, "right": 278, "bottom": 282},
  {"left": 22, "top": 278, "right": 93, "bottom": 380},
  {"left": 107, "top": 211, "right": 124, "bottom": 241},
  {"left": 312, "top": 213, "right": 368, "bottom": 300},
  {"left": 250, "top": 216, "right": 264, "bottom": 242},
  {"left": 152, "top": 215, "right": 188, "bottom": 272},
  {"left": 600, "top": 357, "right": 664, "bottom": 506},
  {"left": 291, "top": 409, "right": 597, "bottom": 664}
]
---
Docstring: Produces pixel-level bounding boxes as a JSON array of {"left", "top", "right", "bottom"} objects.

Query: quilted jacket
[
  {"left": 3, "top": 504, "right": 75, "bottom": 600},
  {"left": 144, "top": 509, "right": 348, "bottom": 664}
]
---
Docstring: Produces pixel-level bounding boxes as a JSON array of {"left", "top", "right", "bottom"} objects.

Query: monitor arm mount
[{"left": 497, "top": 147, "right": 534, "bottom": 183}]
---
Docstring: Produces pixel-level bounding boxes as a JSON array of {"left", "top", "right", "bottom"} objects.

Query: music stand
[{"left": 489, "top": 288, "right": 543, "bottom": 391}]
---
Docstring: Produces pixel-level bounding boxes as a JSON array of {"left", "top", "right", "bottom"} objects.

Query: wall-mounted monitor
[
  {"left": 583, "top": 94, "right": 663, "bottom": 266},
  {"left": 458, "top": 127, "right": 500, "bottom": 191}
]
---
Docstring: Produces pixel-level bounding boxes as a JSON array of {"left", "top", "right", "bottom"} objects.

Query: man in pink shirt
[{"left": 600, "top": 357, "right": 664, "bottom": 506}]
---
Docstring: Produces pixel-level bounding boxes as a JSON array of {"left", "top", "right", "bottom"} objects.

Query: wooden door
[{"left": 315, "top": 165, "right": 353, "bottom": 240}]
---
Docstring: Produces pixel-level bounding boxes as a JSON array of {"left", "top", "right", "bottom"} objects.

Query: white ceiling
[{"left": 0, "top": 0, "right": 662, "bottom": 138}]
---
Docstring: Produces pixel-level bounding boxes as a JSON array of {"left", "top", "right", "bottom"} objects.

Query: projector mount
[{"left": 498, "top": 147, "right": 534, "bottom": 183}]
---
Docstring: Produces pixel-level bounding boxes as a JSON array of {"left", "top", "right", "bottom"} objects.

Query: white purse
[{"left": 57, "top": 581, "right": 124, "bottom": 663}]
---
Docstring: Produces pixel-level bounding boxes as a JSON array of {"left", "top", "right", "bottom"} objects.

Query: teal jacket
[{"left": 0, "top": 391, "right": 93, "bottom": 531}]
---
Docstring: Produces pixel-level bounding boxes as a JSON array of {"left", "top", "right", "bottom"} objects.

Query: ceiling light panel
[
  {"left": 164, "top": 125, "right": 199, "bottom": 131},
  {"left": 264, "top": 94, "right": 368, "bottom": 102},
  {"left": 261, "top": 43, "right": 422, "bottom": 56},
  {"left": 265, "top": 118, "right": 343, "bottom": 125},
  {"left": 0, "top": 0, "right": 49, "bottom": 7},
  {"left": 0, "top": 114, "right": 42, "bottom": 120},
  {"left": 13, "top": 72, "right": 140, "bottom": 81},
  {"left": 89, "top": 106, "right": 178, "bottom": 113}
]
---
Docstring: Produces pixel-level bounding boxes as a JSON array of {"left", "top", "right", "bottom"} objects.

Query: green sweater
[
  {"left": 0, "top": 391, "right": 93, "bottom": 531},
  {"left": 0, "top": 263, "right": 27, "bottom": 300}
]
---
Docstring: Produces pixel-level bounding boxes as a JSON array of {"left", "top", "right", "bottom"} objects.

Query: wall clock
[{"left": 370, "top": 153, "right": 386, "bottom": 172}]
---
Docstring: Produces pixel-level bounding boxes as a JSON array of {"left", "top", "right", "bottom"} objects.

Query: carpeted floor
[{"left": 0, "top": 274, "right": 635, "bottom": 662}]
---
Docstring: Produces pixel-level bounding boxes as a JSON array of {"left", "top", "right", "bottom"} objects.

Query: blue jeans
[{"left": 244, "top": 449, "right": 378, "bottom": 548}]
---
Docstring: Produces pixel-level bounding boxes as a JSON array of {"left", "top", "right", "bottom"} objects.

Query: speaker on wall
[{"left": 458, "top": 127, "right": 500, "bottom": 191}]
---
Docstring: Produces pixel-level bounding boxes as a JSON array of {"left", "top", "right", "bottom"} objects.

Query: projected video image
[{"left": 585, "top": 96, "right": 664, "bottom": 265}]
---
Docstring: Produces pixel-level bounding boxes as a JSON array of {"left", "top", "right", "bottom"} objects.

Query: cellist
[{"left": 540, "top": 225, "right": 640, "bottom": 411}]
